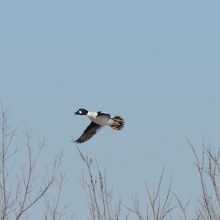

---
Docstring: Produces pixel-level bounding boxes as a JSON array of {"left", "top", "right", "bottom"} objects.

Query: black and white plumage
[{"left": 75, "top": 108, "right": 124, "bottom": 144}]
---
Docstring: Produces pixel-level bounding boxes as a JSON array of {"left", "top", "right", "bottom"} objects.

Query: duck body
[
  {"left": 75, "top": 108, "right": 124, "bottom": 144},
  {"left": 87, "top": 111, "right": 120, "bottom": 126}
]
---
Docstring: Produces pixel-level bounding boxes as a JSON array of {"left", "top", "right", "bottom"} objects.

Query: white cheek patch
[{"left": 79, "top": 110, "right": 82, "bottom": 114}]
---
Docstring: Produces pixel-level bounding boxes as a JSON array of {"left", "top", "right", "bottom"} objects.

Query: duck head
[{"left": 75, "top": 108, "right": 88, "bottom": 115}]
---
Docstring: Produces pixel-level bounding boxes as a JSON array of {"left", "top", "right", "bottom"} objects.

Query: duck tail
[{"left": 111, "top": 116, "right": 124, "bottom": 130}]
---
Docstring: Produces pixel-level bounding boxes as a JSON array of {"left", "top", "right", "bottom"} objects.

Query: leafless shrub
[
  {"left": 75, "top": 139, "right": 177, "bottom": 220},
  {"left": 174, "top": 194, "right": 190, "bottom": 220},
  {"left": 187, "top": 139, "right": 220, "bottom": 220},
  {"left": 43, "top": 170, "right": 74, "bottom": 220},
  {"left": 124, "top": 168, "right": 176, "bottom": 220},
  {"left": 75, "top": 144, "right": 122, "bottom": 220},
  {"left": 0, "top": 102, "right": 72, "bottom": 219},
  {"left": 75, "top": 136, "right": 220, "bottom": 220}
]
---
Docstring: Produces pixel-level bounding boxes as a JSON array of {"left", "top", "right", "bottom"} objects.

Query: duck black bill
[{"left": 75, "top": 111, "right": 80, "bottom": 115}]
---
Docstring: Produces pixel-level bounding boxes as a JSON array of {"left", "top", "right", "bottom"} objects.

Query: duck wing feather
[
  {"left": 75, "top": 122, "right": 103, "bottom": 144},
  {"left": 97, "top": 111, "right": 110, "bottom": 118}
]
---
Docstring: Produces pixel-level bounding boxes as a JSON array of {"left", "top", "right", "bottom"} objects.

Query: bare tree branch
[{"left": 0, "top": 102, "right": 73, "bottom": 220}]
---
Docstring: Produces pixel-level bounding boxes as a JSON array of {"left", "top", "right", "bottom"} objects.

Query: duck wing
[
  {"left": 97, "top": 111, "right": 110, "bottom": 118},
  {"left": 75, "top": 122, "right": 104, "bottom": 144}
]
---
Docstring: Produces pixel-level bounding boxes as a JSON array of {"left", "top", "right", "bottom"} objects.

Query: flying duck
[{"left": 74, "top": 108, "right": 124, "bottom": 143}]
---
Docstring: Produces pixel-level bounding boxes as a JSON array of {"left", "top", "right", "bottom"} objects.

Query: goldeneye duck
[{"left": 74, "top": 108, "right": 124, "bottom": 144}]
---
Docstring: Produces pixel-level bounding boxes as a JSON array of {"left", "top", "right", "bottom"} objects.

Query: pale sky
[{"left": 1, "top": 1, "right": 220, "bottom": 219}]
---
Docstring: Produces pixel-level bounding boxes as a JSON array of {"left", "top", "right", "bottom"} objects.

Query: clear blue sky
[{"left": 1, "top": 1, "right": 220, "bottom": 219}]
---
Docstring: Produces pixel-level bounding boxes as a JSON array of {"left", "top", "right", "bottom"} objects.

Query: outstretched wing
[{"left": 75, "top": 122, "right": 104, "bottom": 144}]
